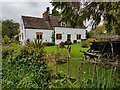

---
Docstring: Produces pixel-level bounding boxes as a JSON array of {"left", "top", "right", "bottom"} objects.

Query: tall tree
[
  {"left": 2, "top": 20, "right": 20, "bottom": 39},
  {"left": 51, "top": 2, "right": 120, "bottom": 35},
  {"left": 51, "top": 2, "right": 85, "bottom": 28},
  {"left": 81, "top": 2, "right": 120, "bottom": 35}
]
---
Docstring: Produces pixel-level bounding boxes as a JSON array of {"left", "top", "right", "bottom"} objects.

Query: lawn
[
  {"left": 45, "top": 43, "right": 90, "bottom": 79},
  {"left": 45, "top": 43, "right": 88, "bottom": 58}
]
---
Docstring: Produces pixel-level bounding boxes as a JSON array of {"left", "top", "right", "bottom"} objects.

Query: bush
[
  {"left": 59, "top": 42, "right": 65, "bottom": 48},
  {"left": 26, "top": 39, "right": 44, "bottom": 49},
  {"left": 64, "top": 40, "right": 72, "bottom": 45},
  {"left": 2, "top": 47, "right": 9, "bottom": 59},
  {"left": 43, "top": 42, "right": 55, "bottom": 46},
  {"left": 81, "top": 41, "right": 90, "bottom": 48},
  {"left": 3, "top": 35, "right": 10, "bottom": 44},
  {"left": 2, "top": 43, "right": 51, "bottom": 89}
]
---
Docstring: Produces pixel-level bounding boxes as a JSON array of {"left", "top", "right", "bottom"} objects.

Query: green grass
[
  {"left": 2, "top": 43, "right": 119, "bottom": 88},
  {"left": 48, "top": 59, "right": 94, "bottom": 81},
  {"left": 45, "top": 43, "right": 89, "bottom": 78},
  {"left": 45, "top": 43, "right": 89, "bottom": 58}
]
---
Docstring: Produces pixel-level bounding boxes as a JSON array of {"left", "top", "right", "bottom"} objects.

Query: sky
[
  {"left": 1, "top": 0, "right": 103, "bottom": 31},
  {"left": 2, "top": 2, "right": 52, "bottom": 23}
]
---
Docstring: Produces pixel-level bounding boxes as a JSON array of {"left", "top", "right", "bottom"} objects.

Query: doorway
[{"left": 67, "top": 34, "right": 71, "bottom": 41}]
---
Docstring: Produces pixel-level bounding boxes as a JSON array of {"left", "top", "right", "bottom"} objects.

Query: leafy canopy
[{"left": 2, "top": 20, "right": 20, "bottom": 39}]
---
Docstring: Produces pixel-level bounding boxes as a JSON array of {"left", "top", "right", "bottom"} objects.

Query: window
[
  {"left": 77, "top": 34, "right": 81, "bottom": 40},
  {"left": 56, "top": 34, "right": 62, "bottom": 40},
  {"left": 40, "top": 34, "right": 42, "bottom": 39},
  {"left": 36, "top": 32, "right": 43, "bottom": 39},
  {"left": 37, "top": 35, "right": 39, "bottom": 39}
]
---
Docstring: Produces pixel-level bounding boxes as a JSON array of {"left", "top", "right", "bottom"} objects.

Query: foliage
[
  {"left": 49, "top": 72, "right": 77, "bottom": 88},
  {"left": 2, "top": 20, "right": 20, "bottom": 39},
  {"left": 43, "top": 42, "right": 55, "bottom": 46},
  {"left": 51, "top": 2, "right": 120, "bottom": 35},
  {"left": 2, "top": 43, "right": 51, "bottom": 89},
  {"left": 86, "top": 30, "right": 91, "bottom": 39},
  {"left": 59, "top": 42, "right": 65, "bottom": 48},
  {"left": 51, "top": 2, "right": 85, "bottom": 28},
  {"left": 26, "top": 39, "right": 44, "bottom": 49},
  {"left": 3, "top": 35, "right": 10, "bottom": 44},
  {"left": 81, "top": 41, "right": 90, "bottom": 48},
  {"left": 81, "top": 2, "right": 120, "bottom": 35},
  {"left": 3, "top": 43, "right": 120, "bottom": 88},
  {"left": 89, "top": 25, "right": 106, "bottom": 37},
  {"left": 64, "top": 40, "right": 72, "bottom": 45},
  {"left": 49, "top": 58, "right": 120, "bottom": 88}
]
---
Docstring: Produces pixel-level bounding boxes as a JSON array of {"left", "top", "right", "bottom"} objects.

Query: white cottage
[
  {"left": 55, "top": 27, "right": 86, "bottom": 44},
  {"left": 19, "top": 10, "right": 86, "bottom": 45}
]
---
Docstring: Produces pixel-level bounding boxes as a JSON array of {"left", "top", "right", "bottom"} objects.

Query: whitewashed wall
[
  {"left": 20, "top": 28, "right": 53, "bottom": 44},
  {"left": 55, "top": 27, "right": 86, "bottom": 44},
  {"left": 19, "top": 18, "right": 26, "bottom": 44},
  {"left": 25, "top": 29, "right": 53, "bottom": 42}
]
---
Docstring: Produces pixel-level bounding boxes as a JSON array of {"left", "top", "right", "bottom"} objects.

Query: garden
[
  {"left": 1, "top": 40, "right": 120, "bottom": 89},
  {"left": 1, "top": 1, "right": 120, "bottom": 89}
]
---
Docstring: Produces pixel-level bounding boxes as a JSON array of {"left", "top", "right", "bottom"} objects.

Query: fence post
[{"left": 66, "top": 45, "right": 71, "bottom": 75}]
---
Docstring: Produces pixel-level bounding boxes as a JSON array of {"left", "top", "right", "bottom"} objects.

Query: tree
[
  {"left": 51, "top": 2, "right": 85, "bottom": 28},
  {"left": 51, "top": 2, "right": 120, "bottom": 35},
  {"left": 2, "top": 20, "right": 20, "bottom": 39},
  {"left": 81, "top": 2, "right": 120, "bottom": 35},
  {"left": 89, "top": 25, "right": 106, "bottom": 37}
]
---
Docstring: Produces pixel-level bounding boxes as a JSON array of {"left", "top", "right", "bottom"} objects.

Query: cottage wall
[
  {"left": 25, "top": 29, "right": 53, "bottom": 42},
  {"left": 55, "top": 27, "right": 86, "bottom": 44},
  {"left": 19, "top": 18, "right": 26, "bottom": 44}
]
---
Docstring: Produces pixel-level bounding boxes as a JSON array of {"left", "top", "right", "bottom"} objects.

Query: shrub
[
  {"left": 81, "top": 41, "right": 90, "bottom": 48},
  {"left": 59, "top": 42, "right": 65, "bottom": 48},
  {"left": 26, "top": 39, "right": 44, "bottom": 49},
  {"left": 2, "top": 42, "right": 51, "bottom": 89},
  {"left": 2, "top": 47, "right": 9, "bottom": 59},
  {"left": 43, "top": 42, "right": 55, "bottom": 46},
  {"left": 3, "top": 35, "right": 10, "bottom": 44},
  {"left": 64, "top": 40, "right": 72, "bottom": 45}
]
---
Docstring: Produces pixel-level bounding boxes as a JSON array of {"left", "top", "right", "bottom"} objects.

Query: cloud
[{"left": 2, "top": 2, "right": 52, "bottom": 22}]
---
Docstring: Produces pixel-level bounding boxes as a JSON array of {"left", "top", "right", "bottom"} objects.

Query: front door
[{"left": 67, "top": 34, "right": 71, "bottom": 41}]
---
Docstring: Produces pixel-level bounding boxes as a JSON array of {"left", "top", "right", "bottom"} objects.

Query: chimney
[{"left": 43, "top": 7, "right": 50, "bottom": 21}]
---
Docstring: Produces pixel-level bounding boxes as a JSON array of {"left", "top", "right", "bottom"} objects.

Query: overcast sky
[
  {"left": 2, "top": 2, "right": 52, "bottom": 23},
  {"left": 1, "top": 1, "right": 99, "bottom": 31}
]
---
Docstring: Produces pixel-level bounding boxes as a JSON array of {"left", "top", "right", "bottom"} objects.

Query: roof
[
  {"left": 96, "top": 35, "right": 111, "bottom": 39},
  {"left": 22, "top": 15, "right": 61, "bottom": 30},
  {"left": 111, "top": 37, "right": 120, "bottom": 42},
  {"left": 49, "top": 15, "right": 61, "bottom": 27},
  {"left": 22, "top": 16, "right": 50, "bottom": 29}
]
